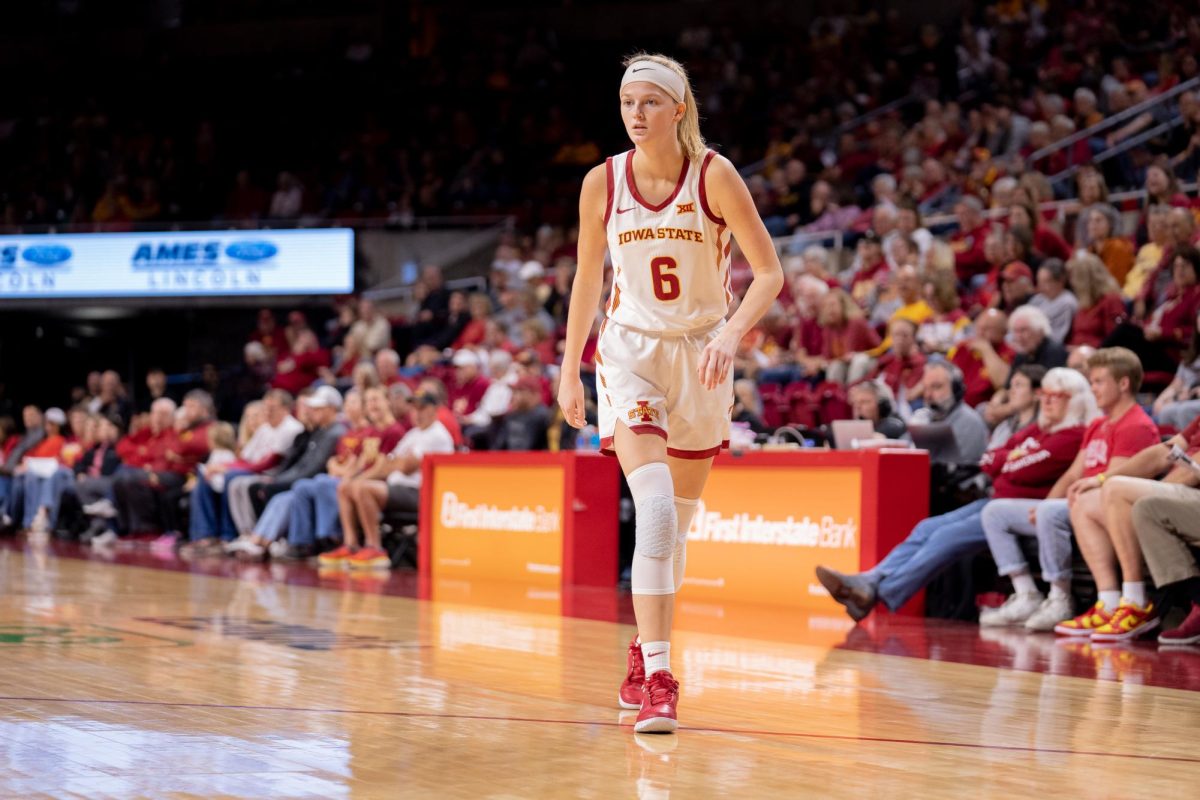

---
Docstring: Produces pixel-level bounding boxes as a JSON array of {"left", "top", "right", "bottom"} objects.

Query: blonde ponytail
[{"left": 622, "top": 52, "right": 707, "bottom": 162}]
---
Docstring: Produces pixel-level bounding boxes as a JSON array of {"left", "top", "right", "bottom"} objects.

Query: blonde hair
[
  {"left": 818, "top": 288, "right": 864, "bottom": 326},
  {"left": 1087, "top": 347, "right": 1144, "bottom": 394},
  {"left": 237, "top": 400, "right": 264, "bottom": 448},
  {"left": 208, "top": 421, "right": 236, "bottom": 452},
  {"left": 1067, "top": 252, "right": 1120, "bottom": 308},
  {"left": 622, "top": 52, "right": 706, "bottom": 162}
]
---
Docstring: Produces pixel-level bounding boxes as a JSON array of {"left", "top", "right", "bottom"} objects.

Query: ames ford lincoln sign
[{"left": 0, "top": 228, "right": 353, "bottom": 299}]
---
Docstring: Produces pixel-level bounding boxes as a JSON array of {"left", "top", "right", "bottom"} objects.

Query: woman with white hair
[
  {"left": 977, "top": 367, "right": 1103, "bottom": 629},
  {"left": 816, "top": 366, "right": 1094, "bottom": 622}
]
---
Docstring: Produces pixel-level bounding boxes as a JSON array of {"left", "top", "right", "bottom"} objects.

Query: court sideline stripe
[{"left": 1, "top": 694, "right": 1196, "bottom": 765}]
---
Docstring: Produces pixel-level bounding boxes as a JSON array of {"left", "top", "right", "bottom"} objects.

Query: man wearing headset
[
  {"left": 848, "top": 381, "right": 907, "bottom": 440},
  {"left": 908, "top": 359, "right": 990, "bottom": 467}
]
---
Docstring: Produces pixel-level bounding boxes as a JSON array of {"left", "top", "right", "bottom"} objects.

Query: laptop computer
[{"left": 831, "top": 420, "right": 876, "bottom": 450}]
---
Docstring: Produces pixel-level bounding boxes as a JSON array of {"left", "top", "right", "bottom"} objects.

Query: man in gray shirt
[
  {"left": 908, "top": 360, "right": 989, "bottom": 467},
  {"left": 1028, "top": 259, "right": 1078, "bottom": 344},
  {"left": 227, "top": 386, "right": 347, "bottom": 536}
]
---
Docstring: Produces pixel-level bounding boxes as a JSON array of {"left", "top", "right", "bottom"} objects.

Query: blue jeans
[
  {"left": 255, "top": 491, "right": 295, "bottom": 542},
  {"left": 287, "top": 475, "right": 341, "bottom": 548},
  {"left": 981, "top": 498, "right": 1074, "bottom": 583},
  {"left": 0, "top": 475, "right": 13, "bottom": 519},
  {"left": 865, "top": 498, "right": 991, "bottom": 611},
  {"left": 188, "top": 468, "right": 253, "bottom": 541},
  {"left": 20, "top": 467, "right": 76, "bottom": 528}
]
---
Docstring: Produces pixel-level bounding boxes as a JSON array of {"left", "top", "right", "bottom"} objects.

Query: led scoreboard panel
[{"left": 0, "top": 228, "right": 354, "bottom": 299}]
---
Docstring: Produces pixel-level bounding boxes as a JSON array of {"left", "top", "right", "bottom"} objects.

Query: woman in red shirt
[
  {"left": 1067, "top": 253, "right": 1126, "bottom": 348},
  {"left": 814, "top": 288, "right": 881, "bottom": 384}
]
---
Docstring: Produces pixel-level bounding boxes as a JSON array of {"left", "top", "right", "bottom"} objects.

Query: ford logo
[
  {"left": 225, "top": 241, "right": 278, "bottom": 262},
  {"left": 22, "top": 244, "right": 72, "bottom": 266}
]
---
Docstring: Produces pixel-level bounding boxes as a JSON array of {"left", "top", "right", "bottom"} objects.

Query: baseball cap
[
  {"left": 413, "top": 391, "right": 440, "bottom": 407},
  {"left": 387, "top": 381, "right": 413, "bottom": 399},
  {"left": 452, "top": 349, "right": 481, "bottom": 368},
  {"left": 860, "top": 229, "right": 881, "bottom": 245},
  {"left": 45, "top": 407, "right": 66, "bottom": 426},
  {"left": 305, "top": 385, "right": 344, "bottom": 410},
  {"left": 518, "top": 260, "right": 546, "bottom": 281},
  {"left": 1000, "top": 261, "right": 1034, "bottom": 283}
]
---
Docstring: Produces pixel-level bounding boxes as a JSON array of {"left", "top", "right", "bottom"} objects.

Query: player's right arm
[{"left": 558, "top": 163, "right": 608, "bottom": 429}]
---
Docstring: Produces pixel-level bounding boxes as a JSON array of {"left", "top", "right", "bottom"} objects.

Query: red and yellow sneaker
[
  {"left": 1054, "top": 600, "right": 1114, "bottom": 637},
  {"left": 1090, "top": 599, "right": 1159, "bottom": 642},
  {"left": 618, "top": 636, "right": 645, "bottom": 710},
  {"left": 634, "top": 670, "right": 680, "bottom": 734},
  {"left": 318, "top": 545, "right": 355, "bottom": 568},
  {"left": 348, "top": 546, "right": 391, "bottom": 570}
]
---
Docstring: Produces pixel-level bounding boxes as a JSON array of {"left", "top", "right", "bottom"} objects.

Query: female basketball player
[{"left": 558, "top": 53, "right": 783, "bottom": 733}]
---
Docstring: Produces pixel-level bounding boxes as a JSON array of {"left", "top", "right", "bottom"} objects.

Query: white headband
[{"left": 620, "top": 60, "right": 685, "bottom": 103}]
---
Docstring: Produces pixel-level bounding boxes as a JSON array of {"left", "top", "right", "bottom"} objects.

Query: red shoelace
[{"left": 644, "top": 672, "right": 678, "bottom": 705}]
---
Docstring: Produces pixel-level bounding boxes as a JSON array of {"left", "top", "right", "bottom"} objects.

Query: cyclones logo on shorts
[{"left": 627, "top": 400, "right": 660, "bottom": 424}]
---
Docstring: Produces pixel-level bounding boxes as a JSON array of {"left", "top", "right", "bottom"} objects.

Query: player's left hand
[{"left": 698, "top": 331, "right": 738, "bottom": 390}]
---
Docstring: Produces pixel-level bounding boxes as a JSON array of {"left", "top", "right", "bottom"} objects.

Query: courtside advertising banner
[
  {"left": 430, "top": 464, "right": 565, "bottom": 587},
  {"left": 680, "top": 465, "right": 862, "bottom": 609},
  {"left": 0, "top": 228, "right": 354, "bottom": 299}
]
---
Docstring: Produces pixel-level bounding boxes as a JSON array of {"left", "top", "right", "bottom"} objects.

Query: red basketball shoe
[
  {"left": 618, "top": 636, "right": 645, "bottom": 709},
  {"left": 634, "top": 670, "right": 680, "bottom": 734}
]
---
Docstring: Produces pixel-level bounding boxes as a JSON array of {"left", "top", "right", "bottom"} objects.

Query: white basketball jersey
[{"left": 603, "top": 149, "right": 732, "bottom": 333}]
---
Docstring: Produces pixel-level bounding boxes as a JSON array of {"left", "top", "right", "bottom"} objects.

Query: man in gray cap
[{"left": 227, "top": 385, "right": 347, "bottom": 539}]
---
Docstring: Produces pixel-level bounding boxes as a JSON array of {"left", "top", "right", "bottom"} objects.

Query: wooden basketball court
[{"left": 2, "top": 536, "right": 1199, "bottom": 797}]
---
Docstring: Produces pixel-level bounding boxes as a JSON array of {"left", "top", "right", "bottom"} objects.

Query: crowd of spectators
[
  {"left": 3, "top": 4, "right": 1200, "bottom": 638},
  {"left": 4, "top": 2, "right": 1199, "bottom": 232}
]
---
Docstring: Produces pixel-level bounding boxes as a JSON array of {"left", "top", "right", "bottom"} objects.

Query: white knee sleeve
[
  {"left": 673, "top": 496, "right": 699, "bottom": 592},
  {"left": 628, "top": 463, "right": 677, "bottom": 595}
]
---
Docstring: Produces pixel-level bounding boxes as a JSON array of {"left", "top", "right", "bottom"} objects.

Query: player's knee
[{"left": 627, "top": 462, "right": 676, "bottom": 559}]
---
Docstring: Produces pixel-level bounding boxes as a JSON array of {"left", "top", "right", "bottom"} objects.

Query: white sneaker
[
  {"left": 29, "top": 508, "right": 50, "bottom": 534},
  {"left": 1024, "top": 594, "right": 1073, "bottom": 631},
  {"left": 223, "top": 536, "right": 253, "bottom": 554},
  {"left": 236, "top": 541, "right": 266, "bottom": 559},
  {"left": 268, "top": 539, "right": 289, "bottom": 559},
  {"left": 82, "top": 499, "right": 117, "bottom": 518},
  {"left": 91, "top": 530, "right": 118, "bottom": 548},
  {"left": 979, "top": 592, "right": 1045, "bottom": 627}
]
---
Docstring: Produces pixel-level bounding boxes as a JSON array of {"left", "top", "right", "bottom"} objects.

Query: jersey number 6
[{"left": 651, "top": 256, "right": 681, "bottom": 301}]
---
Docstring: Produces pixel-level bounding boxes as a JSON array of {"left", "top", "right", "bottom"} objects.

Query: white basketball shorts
[{"left": 595, "top": 319, "right": 733, "bottom": 459}]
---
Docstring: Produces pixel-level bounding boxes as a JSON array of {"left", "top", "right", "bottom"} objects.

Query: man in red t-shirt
[
  {"left": 949, "top": 196, "right": 991, "bottom": 283},
  {"left": 1066, "top": 405, "right": 1200, "bottom": 641},
  {"left": 868, "top": 318, "right": 926, "bottom": 400},
  {"left": 949, "top": 309, "right": 1014, "bottom": 407},
  {"left": 1050, "top": 348, "right": 1164, "bottom": 639}
]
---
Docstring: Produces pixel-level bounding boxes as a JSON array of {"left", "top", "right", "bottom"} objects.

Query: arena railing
[
  {"left": 772, "top": 181, "right": 1198, "bottom": 260},
  {"left": 1025, "top": 75, "right": 1200, "bottom": 178}
]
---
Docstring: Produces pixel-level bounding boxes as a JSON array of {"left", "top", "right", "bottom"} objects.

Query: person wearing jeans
[
  {"left": 979, "top": 498, "right": 1074, "bottom": 628},
  {"left": 817, "top": 366, "right": 1093, "bottom": 622},
  {"left": 981, "top": 348, "right": 1161, "bottom": 634}
]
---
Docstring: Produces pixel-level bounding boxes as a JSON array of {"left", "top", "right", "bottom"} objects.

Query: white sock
[
  {"left": 1099, "top": 589, "right": 1121, "bottom": 610},
  {"left": 1049, "top": 581, "right": 1070, "bottom": 601},
  {"left": 641, "top": 641, "right": 670, "bottom": 676},
  {"left": 1122, "top": 581, "right": 1146, "bottom": 607},
  {"left": 673, "top": 497, "right": 699, "bottom": 592},
  {"left": 1010, "top": 573, "right": 1038, "bottom": 595}
]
